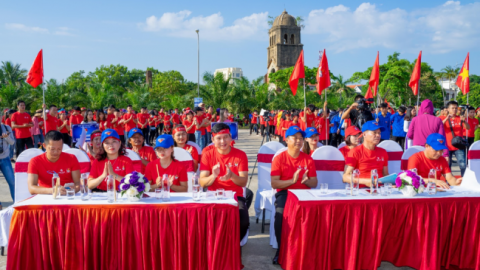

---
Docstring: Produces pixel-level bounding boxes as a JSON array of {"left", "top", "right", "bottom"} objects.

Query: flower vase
[
  {"left": 400, "top": 185, "right": 417, "bottom": 197},
  {"left": 127, "top": 194, "right": 141, "bottom": 202}
]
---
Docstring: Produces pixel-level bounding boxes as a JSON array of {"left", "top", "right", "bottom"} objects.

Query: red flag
[
  {"left": 456, "top": 53, "right": 470, "bottom": 95},
  {"left": 368, "top": 52, "right": 380, "bottom": 97},
  {"left": 288, "top": 50, "right": 305, "bottom": 96},
  {"left": 409, "top": 51, "right": 422, "bottom": 96},
  {"left": 316, "top": 49, "right": 331, "bottom": 96},
  {"left": 26, "top": 49, "right": 44, "bottom": 88}
]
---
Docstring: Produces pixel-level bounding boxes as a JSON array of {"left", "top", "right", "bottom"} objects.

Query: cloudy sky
[{"left": 1, "top": 0, "right": 478, "bottom": 83}]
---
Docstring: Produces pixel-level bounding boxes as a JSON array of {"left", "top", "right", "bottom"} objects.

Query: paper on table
[
  {"left": 452, "top": 168, "right": 480, "bottom": 192},
  {"left": 379, "top": 173, "right": 397, "bottom": 184},
  {"left": 75, "top": 128, "right": 87, "bottom": 149}
]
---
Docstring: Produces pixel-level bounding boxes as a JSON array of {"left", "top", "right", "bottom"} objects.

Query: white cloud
[
  {"left": 54, "top": 27, "right": 75, "bottom": 36},
  {"left": 140, "top": 11, "right": 269, "bottom": 41},
  {"left": 5, "top": 23, "right": 49, "bottom": 33},
  {"left": 304, "top": 1, "right": 480, "bottom": 53}
]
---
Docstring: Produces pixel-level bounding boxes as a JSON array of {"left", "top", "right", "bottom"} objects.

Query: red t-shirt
[
  {"left": 98, "top": 120, "right": 107, "bottom": 131},
  {"left": 58, "top": 119, "right": 69, "bottom": 134},
  {"left": 144, "top": 159, "right": 188, "bottom": 191},
  {"left": 339, "top": 146, "right": 351, "bottom": 159},
  {"left": 346, "top": 144, "right": 389, "bottom": 179},
  {"left": 316, "top": 118, "right": 330, "bottom": 141},
  {"left": 28, "top": 152, "right": 80, "bottom": 187},
  {"left": 137, "top": 113, "right": 149, "bottom": 128},
  {"left": 89, "top": 155, "right": 134, "bottom": 190},
  {"left": 106, "top": 114, "right": 116, "bottom": 129},
  {"left": 251, "top": 113, "right": 258, "bottom": 124},
  {"left": 184, "top": 144, "right": 199, "bottom": 162},
  {"left": 113, "top": 118, "right": 125, "bottom": 136},
  {"left": 271, "top": 150, "right": 316, "bottom": 191},
  {"left": 464, "top": 117, "right": 478, "bottom": 138},
  {"left": 444, "top": 116, "right": 464, "bottom": 151},
  {"left": 11, "top": 112, "right": 32, "bottom": 138},
  {"left": 205, "top": 113, "right": 213, "bottom": 132},
  {"left": 45, "top": 114, "right": 60, "bottom": 134},
  {"left": 228, "top": 115, "right": 234, "bottom": 122},
  {"left": 183, "top": 119, "right": 196, "bottom": 134},
  {"left": 5, "top": 118, "right": 11, "bottom": 128},
  {"left": 281, "top": 120, "right": 292, "bottom": 138},
  {"left": 194, "top": 115, "right": 206, "bottom": 135},
  {"left": 407, "top": 151, "right": 451, "bottom": 180},
  {"left": 301, "top": 112, "right": 316, "bottom": 128},
  {"left": 123, "top": 113, "right": 137, "bottom": 132},
  {"left": 171, "top": 113, "right": 180, "bottom": 125},
  {"left": 69, "top": 114, "right": 83, "bottom": 136},
  {"left": 135, "top": 146, "right": 157, "bottom": 173},
  {"left": 200, "top": 147, "right": 248, "bottom": 197},
  {"left": 158, "top": 112, "right": 165, "bottom": 122}
]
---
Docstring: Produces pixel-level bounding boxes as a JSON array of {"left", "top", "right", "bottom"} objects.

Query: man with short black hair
[
  {"left": 27, "top": 130, "right": 80, "bottom": 195},
  {"left": 43, "top": 104, "right": 59, "bottom": 133},
  {"left": 250, "top": 110, "right": 258, "bottom": 135},
  {"left": 301, "top": 104, "right": 317, "bottom": 128},
  {"left": 123, "top": 105, "right": 137, "bottom": 133},
  {"left": 341, "top": 94, "right": 374, "bottom": 129},
  {"left": 391, "top": 106, "right": 407, "bottom": 149},
  {"left": 69, "top": 106, "right": 83, "bottom": 145},
  {"left": 443, "top": 100, "right": 470, "bottom": 176},
  {"left": 375, "top": 103, "right": 391, "bottom": 142},
  {"left": 194, "top": 107, "right": 208, "bottom": 149},
  {"left": 137, "top": 107, "right": 150, "bottom": 144},
  {"left": 11, "top": 100, "right": 34, "bottom": 156}
]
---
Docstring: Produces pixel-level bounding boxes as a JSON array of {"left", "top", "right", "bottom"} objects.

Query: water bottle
[
  {"left": 351, "top": 169, "right": 360, "bottom": 196},
  {"left": 428, "top": 169, "right": 437, "bottom": 195},
  {"left": 192, "top": 173, "right": 201, "bottom": 201},
  {"left": 52, "top": 172, "right": 60, "bottom": 199},
  {"left": 162, "top": 174, "right": 170, "bottom": 202},
  {"left": 106, "top": 175, "right": 115, "bottom": 203},
  {"left": 371, "top": 169, "right": 378, "bottom": 195},
  {"left": 80, "top": 173, "right": 89, "bottom": 201}
]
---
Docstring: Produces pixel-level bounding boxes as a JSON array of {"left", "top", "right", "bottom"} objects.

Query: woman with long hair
[
  {"left": 403, "top": 106, "right": 416, "bottom": 149},
  {"left": 145, "top": 134, "right": 188, "bottom": 192},
  {"left": 82, "top": 110, "right": 96, "bottom": 124},
  {"left": 88, "top": 129, "right": 133, "bottom": 191},
  {"left": 219, "top": 108, "right": 231, "bottom": 123},
  {"left": 182, "top": 111, "right": 196, "bottom": 142},
  {"left": 172, "top": 124, "right": 199, "bottom": 171},
  {"left": 302, "top": 127, "right": 320, "bottom": 156},
  {"left": 96, "top": 110, "right": 107, "bottom": 131}
]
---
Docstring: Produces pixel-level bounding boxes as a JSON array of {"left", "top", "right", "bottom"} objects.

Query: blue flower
[
  {"left": 121, "top": 184, "right": 130, "bottom": 191},
  {"left": 136, "top": 182, "right": 145, "bottom": 192}
]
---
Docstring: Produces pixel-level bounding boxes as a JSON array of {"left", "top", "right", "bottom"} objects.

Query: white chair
[
  {"left": 401, "top": 146, "right": 425, "bottom": 171},
  {"left": 468, "top": 141, "right": 480, "bottom": 180},
  {"left": 125, "top": 149, "right": 142, "bottom": 173},
  {"left": 317, "top": 142, "right": 324, "bottom": 147},
  {"left": 241, "top": 187, "right": 249, "bottom": 247},
  {"left": 254, "top": 141, "right": 285, "bottom": 233},
  {"left": 174, "top": 147, "right": 195, "bottom": 192},
  {"left": 62, "top": 144, "right": 71, "bottom": 150},
  {"left": 337, "top": 142, "right": 346, "bottom": 149},
  {"left": 268, "top": 147, "right": 287, "bottom": 249},
  {"left": 64, "top": 149, "right": 92, "bottom": 174},
  {"left": 186, "top": 141, "right": 202, "bottom": 173},
  {"left": 378, "top": 140, "right": 403, "bottom": 174},
  {"left": 311, "top": 146, "right": 345, "bottom": 189}
]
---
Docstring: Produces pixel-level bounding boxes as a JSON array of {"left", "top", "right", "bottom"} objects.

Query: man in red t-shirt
[
  {"left": 301, "top": 104, "right": 317, "bottom": 129},
  {"left": 199, "top": 123, "right": 250, "bottom": 242},
  {"left": 171, "top": 108, "right": 180, "bottom": 126},
  {"left": 11, "top": 100, "right": 34, "bottom": 156},
  {"left": 270, "top": 125, "right": 318, "bottom": 264},
  {"left": 194, "top": 107, "right": 208, "bottom": 149},
  {"left": 442, "top": 101, "right": 470, "bottom": 176},
  {"left": 158, "top": 108, "right": 165, "bottom": 135},
  {"left": 43, "top": 104, "right": 59, "bottom": 134},
  {"left": 250, "top": 110, "right": 259, "bottom": 135},
  {"left": 343, "top": 120, "right": 389, "bottom": 187},
  {"left": 408, "top": 133, "right": 461, "bottom": 188},
  {"left": 122, "top": 105, "right": 137, "bottom": 133},
  {"left": 27, "top": 130, "right": 80, "bottom": 195},
  {"left": 105, "top": 105, "right": 116, "bottom": 129},
  {"left": 137, "top": 107, "right": 150, "bottom": 144},
  {"left": 464, "top": 107, "right": 478, "bottom": 146},
  {"left": 69, "top": 106, "right": 84, "bottom": 137},
  {"left": 127, "top": 128, "right": 156, "bottom": 173}
]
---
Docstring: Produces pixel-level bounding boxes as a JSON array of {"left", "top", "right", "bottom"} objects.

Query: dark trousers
[
  {"left": 269, "top": 125, "right": 275, "bottom": 137},
  {"left": 468, "top": 137, "right": 475, "bottom": 147},
  {"left": 15, "top": 137, "right": 34, "bottom": 157},
  {"left": 250, "top": 123, "right": 258, "bottom": 135},
  {"left": 158, "top": 124, "right": 164, "bottom": 135},
  {"left": 149, "top": 128, "right": 157, "bottom": 144},
  {"left": 329, "top": 133, "right": 341, "bottom": 147},
  {"left": 274, "top": 190, "right": 288, "bottom": 251},
  {"left": 188, "top": 133, "right": 196, "bottom": 143},
  {"left": 141, "top": 127, "right": 149, "bottom": 144},
  {"left": 260, "top": 124, "right": 265, "bottom": 136},
  {"left": 393, "top": 136, "right": 406, "bottom": 150},
  {"left": 238, "top": 196, "right": 250, "bottom": 240}
]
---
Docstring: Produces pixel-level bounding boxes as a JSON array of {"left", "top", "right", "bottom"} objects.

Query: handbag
[{"left": 447, "top": 118, "right": 467, "bottom": 150}]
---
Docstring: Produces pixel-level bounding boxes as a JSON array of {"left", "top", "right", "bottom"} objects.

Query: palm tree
[
  {"left": 295, "top": 16, "right": 305, "bottom": 29},
  {"left": 202, "top": 72, "right": 231, "bottom": 109},
  {"left": 0, "top": 61, "right": 27, "bottom": 86},
  {"left": 330, "top": 75, "right": 354, "bottom": 106}
]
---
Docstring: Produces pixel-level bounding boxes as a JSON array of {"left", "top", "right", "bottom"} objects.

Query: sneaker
[{"left": 272, "top": 250, "right": 280, "bottom": 264}]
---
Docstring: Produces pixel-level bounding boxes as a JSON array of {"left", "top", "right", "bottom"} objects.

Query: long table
[
  {"left": 7, "top": 193, "right": 241, "bottom": 270},
  {"left": 279, "top": 189, "right": 480, "bottom": 270}
]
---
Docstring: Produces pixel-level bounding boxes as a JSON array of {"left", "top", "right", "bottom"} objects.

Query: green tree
[{"left": 0, "top": 61, "right": 27, "bottom": 86}]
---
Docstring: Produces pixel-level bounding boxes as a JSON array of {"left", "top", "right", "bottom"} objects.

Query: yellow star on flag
[{"left": 459, "top": 68, "right": 469, "bottom": 81}]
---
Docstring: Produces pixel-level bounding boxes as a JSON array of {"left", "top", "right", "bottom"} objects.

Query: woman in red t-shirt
[
  {"left": 145, "top": 134, "right": 188, "bottom": 192},
  {"left": 96, "top": 111, "right": 107, "bottom": 131},
  {"left": 84, "top": 130, "right": 103, "bottom": 162},
  {"left": 339, "top": 126, "right": 362, "bottom": 159},
  {"left": 88, "top": 129, "right": 133, "bottom": 191},
  {"left": 172, "top": 124, "right": 199, "bottom": 172},
  {"left": 182, "top": 111, "right": 196, "bottom": 142},
  {"left": 58, "top": 112, "right": 71, "bottom": 146},
  {"left": 302, "top": 127, "right": 320, "bottom": 156}
]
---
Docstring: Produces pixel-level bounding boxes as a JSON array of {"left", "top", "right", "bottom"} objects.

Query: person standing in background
[
  {"left": 403, "top": 106, "right": 416, "bottom": 149},
  {"left": 391, "top": 106, "right": 407, "bottom": 150},
  {"left": 464, "top": 106, "right": 478, "bottom": 147},
  {"left": 31, "top": 109, "right": 44, "bottom": 149},
  {"left": 11, "top": 100, "right": 34, "bottom": 156},
  {"left": 0, "top": 121, "right": 15, "bottom": 203},
  {"left": 375, "top": 103, "right": 392, "bottom": 142}
]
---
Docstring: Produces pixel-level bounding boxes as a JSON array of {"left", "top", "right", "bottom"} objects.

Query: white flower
[
  {"left": 124, "top": 176, "right": 130, "bottom": 185},
  {"left": 403, "top": 176, "right": 412, "bottom": 184},
  {"left": 145, "top": 182, "right": 151, "bottom": 192},
  {"left": 119, "top": 183, "right": 125, "bottom": 190},
  {"left": 418, "top": 185, "right": 425, "bottom": 194},
  {"left": 126, "top": 187, "right": 139, "bottom": 196},
  {"left": 138, "top": 176, "right": 145, "bottom": 183}
]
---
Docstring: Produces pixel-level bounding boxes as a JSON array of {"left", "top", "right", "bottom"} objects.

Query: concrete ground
[{"left": 0, "top": 129, "right": 462, "bottom": 270}]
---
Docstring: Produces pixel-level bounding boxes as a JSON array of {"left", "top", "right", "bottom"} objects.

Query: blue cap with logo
[
  {"left": 305, "top": 127, "right": 319, "bottom": 138},
  {"left": 127, "top": 128, "right": 143, "bottom": 138},
  {"left": 154, "top": 134, "right": 174, "bottom": 149},
  {"left": 101, "top": 129, "right": 121, "bottom": 143},
  {"left": 361, "top": 120, "right": 386, "bottom": 133},
  {"left": 426, "top": 133, "right": 448, "bottom": 151},
  {"left": 285, "top": 125, "right": 306, "bottom": 138}
]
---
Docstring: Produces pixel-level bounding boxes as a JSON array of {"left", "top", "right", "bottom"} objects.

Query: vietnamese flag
[
  {"left": 409, "top": 51, "right": 422, "bottom": 96},
  {"left": 456, "top": 53, "right": 470, "bottom": 95},
  {"left": 26, "top": 49, "right": 44, "bottom": 88},
  {"left": 317, "top": 49, "right": 331, "bottom": 96},
  {"left": 368, "top": 52, "right": 380, "bottom": 97},
  {"left": 288, "top": 50, "right": 305, "bottom": 96}
]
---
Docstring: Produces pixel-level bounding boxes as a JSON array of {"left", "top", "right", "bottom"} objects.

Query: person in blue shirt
[
  {"left": 329, "top": 109, "right": 342, "bottom": 147},
  {"left": 390, "top": 106, "right": 407, "bottom": 149},
  {"left": 375, "top": 103, "right": 392, "bottom": 142}
]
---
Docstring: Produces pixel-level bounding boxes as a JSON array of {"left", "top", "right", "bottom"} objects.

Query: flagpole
[
  {"left": 417, "top": 79, "right": 420, "bottom": 108},
  {"left": 325, "top": 89, "right": 328, "bottom": 146},
  {"left": 303, "top": 78, "right": 306, "bottom": 108}
]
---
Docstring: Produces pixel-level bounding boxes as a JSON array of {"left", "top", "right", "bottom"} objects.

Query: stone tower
[{"left": 267, "top": 10, "right": 303, "bottom": 78}]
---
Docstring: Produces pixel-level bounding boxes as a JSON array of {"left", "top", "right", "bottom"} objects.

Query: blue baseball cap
[
  {"left": 101, "top": 129, "right": 120, "bottom": 143},
  {"left": 361, "top": 120, "right": 386, "bottom": 132},
  {"left": 305, "top": 127, "right": 319, "bottom": 138},
  {"left": 127, "top": 128, "right": 143, "bottom": 138},
  {"left": 426, "top": 133, "right": 448, "bottom": 151},
  {"left": 154, "top": 134, "right": 174, "bottom": 149},
  {"left": 285, "top": 125, "right": 306, "bottom": 138}
]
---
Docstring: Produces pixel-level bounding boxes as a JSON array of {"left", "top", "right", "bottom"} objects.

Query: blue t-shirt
[
  {"left": 375, "top": 112, "right": 391, "bottom": 140},
  {"left": 330, "top": 114, "right": 341, "bottom": 134},
  {"left": 339, "top": 119, "right": 345, "bottom": 136},
  {"left": 390, "top": 112, "right": 406, "bottom": 137}
]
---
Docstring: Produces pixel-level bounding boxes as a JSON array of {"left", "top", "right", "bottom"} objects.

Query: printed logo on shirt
[
  {"left": 59, "top": 169, "right": 65, "bottom": 174},
  {"left": 376, "top": 157, "right": 384, "bottom": 162},
  {"left": 175, "top": 175, "right": 178, "bottom": 179},
  {"left": 436, "top": 166, "right": 443, "bottom": 172},
  {"left": 235, "top": 162, "right": 238, "bottom": 167},
  {"left": 66, "top": 168, "right": 70, "bottom": 173}
]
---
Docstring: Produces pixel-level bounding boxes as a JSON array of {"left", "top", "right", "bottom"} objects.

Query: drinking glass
[
  {"left": 385, "top": 183, "right": 393, "bottom": 195},
  {"left": 320, "top": 183, "right": 328, "bottom": 195},
  {"left": 65, "top": 183, "right": 75, "bottom": 200},
  {"left": 225, "top": 190, "right": 234, "bottom": 199},
  {"left": 380, "top": 186, "right": 388, "bottom": 196},
  {"left": 216, "top": 189, "right": 225, "bottom": 200},
  {"left": 192, "top": 184, "right": 201, "bottom": 201},
  {"left": 352, "top": 169, "right": 360, "bottom": 196},
  {"left": 206, "top": 190, "right": 216, "bottom": 200},
  {"left": 155, "top": 188, "right": 162, "bottom": 200},
  {"left": 345, "top": 183, "right": 352, "bottom": 196}
]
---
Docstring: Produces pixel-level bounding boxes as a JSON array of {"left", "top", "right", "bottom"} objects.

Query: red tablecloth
[
  {"left": 7, "top": 203, "right": 241, "bottom": 270},
  {"left": 280, "top": 191, "right": 480, "bottom": 270}
]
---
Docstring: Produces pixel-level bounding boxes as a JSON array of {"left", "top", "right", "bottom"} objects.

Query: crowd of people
[{"left": 0, "top": 94, "right": 475, "bottom": 264}]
